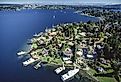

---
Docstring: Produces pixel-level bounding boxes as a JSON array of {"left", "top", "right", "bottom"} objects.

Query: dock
[
  {"left": 34, "top": 61, "right": 41, "bottom": 69},
  {"left": 23, "top": 58, "right": 40, "bottom": 66}
]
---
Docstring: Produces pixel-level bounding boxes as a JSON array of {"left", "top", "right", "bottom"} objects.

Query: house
[
  {"left": 48, "top": 32, "right": 57, "bottom": 36},
  {"left": 63, "top": 48, "right": 73, "bottom": 57},
  {"left": 76, "top": 49, "right": 83, "bottom": 57},
  {"left": 78, "top": 32, "right": 86, "bottom": 36},
  {"left": 42, "top": 48, "right": 49, "bottom": 56},
  {"left": 63, "top": 48, "right": 73, "bottom": 64},
  {"left": 82, "top": 48, "right": 88, "bottom": 58}
]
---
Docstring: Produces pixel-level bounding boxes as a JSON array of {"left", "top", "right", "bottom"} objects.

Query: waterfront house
[{"left": 63, "top": 48, "right": 73, "bottom": 57}]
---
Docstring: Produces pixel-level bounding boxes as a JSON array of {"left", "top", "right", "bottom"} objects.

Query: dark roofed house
[{"left": 82, "top": 48, "right": 88, "bottom": 58}]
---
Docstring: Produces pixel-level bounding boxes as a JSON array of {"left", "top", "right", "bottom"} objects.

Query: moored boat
[
  {"left": 55, "top": 67, "right": 65, "bottom": 74},
  {"left": 61, "top": 69, "right": 79, "bottom": 81},
  {"left": 23, "top": 58, "right": 39, "bottom": 66},
  {"left": 17, "top": 51, "right": 27, "bottom": 55}
]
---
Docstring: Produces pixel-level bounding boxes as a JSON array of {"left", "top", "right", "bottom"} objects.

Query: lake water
[{"left": 0, "top": 9, "right": 99, "bottom": 82}]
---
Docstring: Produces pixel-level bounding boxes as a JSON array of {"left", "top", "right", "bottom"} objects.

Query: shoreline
[{"left": 17, "top": 5, "right": 121, "bottom": 82}]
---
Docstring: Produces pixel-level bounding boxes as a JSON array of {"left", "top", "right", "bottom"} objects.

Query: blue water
[{"left": 0, "top": 9, "right": 99, "bottom": 82}]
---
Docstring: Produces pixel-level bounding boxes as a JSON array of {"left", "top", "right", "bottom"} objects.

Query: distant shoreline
[{"left": 0, "top": 2, "right": 121, "bottom": 6}]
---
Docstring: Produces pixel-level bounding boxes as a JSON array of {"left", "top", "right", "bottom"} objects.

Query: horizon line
[{"left": 0, "top": 2, "right": 121, "bottom": 5}]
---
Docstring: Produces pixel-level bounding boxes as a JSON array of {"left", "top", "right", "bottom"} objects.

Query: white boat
[
  {"left": 60, "top": 10, "right": 63, "bottom": 12},
  {"left": 23, "top": 58, "right": 39, "bottom": 66},
  {"left": 33, "top": 32, "right": 42, "bottom": 37},
  {"left": 17, "top": 51, "right": 27, "bottom": 55},
  {"left": 34, "top": 61, "right": 41, "bottom": 69},
  {"left": 33, "top": 33, "right": 39, "bottom": 37},
  {"left": 53, "top": 15, "right": 56, "bottom": 19},
  {"left": 61, "top": 69, "right": 79, "bottom": 81},
  {"left": 55, "top": 67, "right": 65, "bottom": 74},
  {"left": 45, "top": 28, "right": 48, "bottom": 32},
  {"left": 64, "top": 11, "right": 66, "bottom": 13}
]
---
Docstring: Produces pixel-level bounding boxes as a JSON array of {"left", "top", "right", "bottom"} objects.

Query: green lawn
[
  {"left": 40, "top": 55, "right": 63, "bottom": 65},
  {"left": 97, "top": 77, "right": 115, "bottom": 82},
  {"left": 87, "top": 68, "right": 121, "bottom": 82},
  {"left": 31, "top": 43, "right": 38, "bottom": 49}
]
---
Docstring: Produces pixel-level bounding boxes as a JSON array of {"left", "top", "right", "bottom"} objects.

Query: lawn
[
  {"left": 87, "top": 68, "right": 121, "bottom": 82},
  {"left": 97, "top": 77, "right": 115, "bottom": 82},
  {"left": 40, "top": 55, "right": 63, "bottom": 65}
]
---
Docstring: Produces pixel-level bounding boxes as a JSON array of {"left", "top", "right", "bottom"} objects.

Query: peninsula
[{"left": 17, "top": 5, "right": 121, "bottom": 82}]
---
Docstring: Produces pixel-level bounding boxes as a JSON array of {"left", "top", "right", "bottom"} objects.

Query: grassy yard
[
  {"left": 87, "top": 68, "right": 121, "bottom": 82},
  {"left": 40, "top": 55, "right": 63, "bottom": 65},
  {"left": 97, "top": 77, "right": 115, "bottom": 82}
]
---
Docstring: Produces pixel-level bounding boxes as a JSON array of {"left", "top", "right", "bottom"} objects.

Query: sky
[{"left": 0, "top": 0, "right": 121, "bottom": 5}]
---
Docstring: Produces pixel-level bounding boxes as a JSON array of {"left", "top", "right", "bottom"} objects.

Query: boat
[
  {"left": 64, "top": 11, "right": 66, "bottom": 13},
  {"left": 17, "top": 51, "right": 27, "bottom": 55},
  {"left": 34, "top": 61, "right": 41, "bottom": 69},
  {"left": 23, "top": 58, "right": 39, "bottom": 66},
  {"left": 53, "top": 15, "right": 56, "bottom": 19},
  {"left": 74, "top": 10, "right": 82, "bottom": 14},
  {"left": 33, "top": 33, "right": 39, "bottom": 37},
  {"left": 45, "top": 28, "right": 48, "bottom": 32},
  {"left": 61, "top": 69, "right": 79, "bottom": 81},
  {"left": 33, "top": 32, "right": 42, "bottom": 37},
  {"left": 60, "top": 10, "right": 63, "bottom": 12},
  {"left": 55, "top": 67, "right": 65, "bottom": 74}
]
